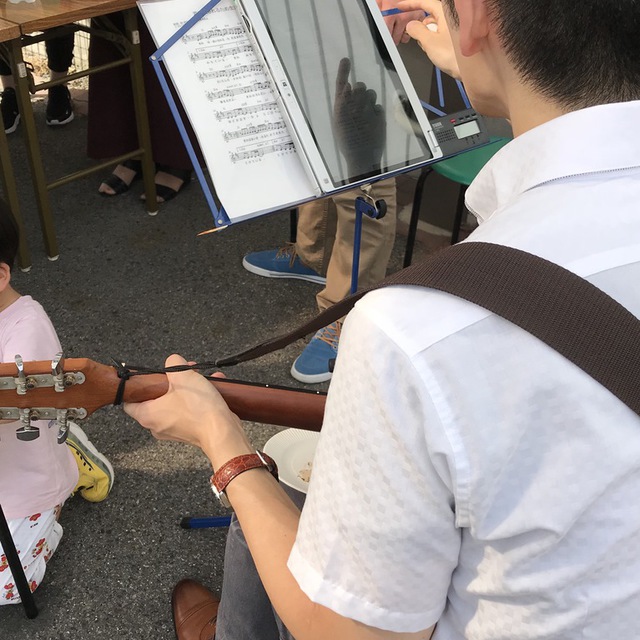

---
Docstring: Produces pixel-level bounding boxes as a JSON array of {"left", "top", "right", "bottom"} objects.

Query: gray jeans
[{"left": 216, "top": 483, "right": 306, "bottom": 640}]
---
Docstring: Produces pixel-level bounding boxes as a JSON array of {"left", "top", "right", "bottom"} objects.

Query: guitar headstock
[{"left": 0, "top": 355, "right": 120, "bottom": 442}]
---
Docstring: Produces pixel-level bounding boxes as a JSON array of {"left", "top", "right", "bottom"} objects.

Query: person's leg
[
  {"left": 45, "top": 32, "right": 75, "bottom": 126},
  {"left": 0, "top": 62, "right": 19, "bottom": 134},
  {"left": 87, "top": 12, "right": 142, "bottom": 195},
  {"left": 215, "top": 515, "right": 281, "bottom": 640},
  {"left": 241, "top": 198, "right": 334, "bottom": 284},
  {"left": 89, "top": 14, "right": 195, "bottom": 199},
  {"left": 294, "top": 197, "right": 337, "bottom": 276},
  {"left": 45, "top": 31, "right": 74, "bottom": 75},
  {"left": 66, "top": 422, "right": 114, "bottom": 502},
  {"left": 216, "top": 484, "right": 305, "bottom": 640},
  {"left": 291, "top": 180, "right": 397, "bottom": 383},
  {"left": 316, "top": 178, "right": 397, "bottom": 311},
  {"left": 0, "top": 507, "right": 63, "bottom": 605}
]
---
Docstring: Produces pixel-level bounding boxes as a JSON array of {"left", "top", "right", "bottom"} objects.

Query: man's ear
[
  {"left": 453, "top": 0, "right": 490, "bottom": 57},
  {"left": 0, "top": 263, "right": 12, "bottom": 293}
]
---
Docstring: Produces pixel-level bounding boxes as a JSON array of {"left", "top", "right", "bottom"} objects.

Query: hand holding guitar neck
[{"left": 0, "top": 354, "right": 326, "bottom": 443}]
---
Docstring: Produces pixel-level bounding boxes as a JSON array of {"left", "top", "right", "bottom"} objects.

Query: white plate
[{"left": 264, "top": 428, "right": 320, "bottom": 494}]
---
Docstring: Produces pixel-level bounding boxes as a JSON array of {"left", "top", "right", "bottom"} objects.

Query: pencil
[{"left": 381, "top": 8, "right": 429, "bottom": 17}]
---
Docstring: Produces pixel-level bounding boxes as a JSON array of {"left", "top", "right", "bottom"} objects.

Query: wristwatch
[{"left": 210, "top": 451, "right": 278, "bottom": 508}]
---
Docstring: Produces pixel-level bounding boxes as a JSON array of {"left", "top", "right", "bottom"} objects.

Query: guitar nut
[
  {"left": 26, "top": 376, "right": 37, "bottom": 390},
  {"left": 63, "top": 374, "right": 75, "bottom": 387}
]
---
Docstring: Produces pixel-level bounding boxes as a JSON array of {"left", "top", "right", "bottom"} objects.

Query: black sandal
[
  {"left": 98, "top": 159, "right": 142, "bottom": 197},
  {"left": 141, "top": 165, "right": 192, "bottom": 203}
]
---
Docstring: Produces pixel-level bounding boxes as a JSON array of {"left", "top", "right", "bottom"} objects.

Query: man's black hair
[
  {"left": 443, "top": 0, "right": 640, "bottom": 109},
  {"left": 0, "top": 200, "right": 19, "bottom": 270}
]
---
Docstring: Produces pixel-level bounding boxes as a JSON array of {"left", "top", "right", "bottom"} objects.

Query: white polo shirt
[{"left": 288, "top": 101, "right": 640, "bottom": 639}]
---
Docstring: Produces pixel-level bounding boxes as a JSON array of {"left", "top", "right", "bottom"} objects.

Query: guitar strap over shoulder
[{"left": 217, "top": 242, "right": 640, "bottom": 417}]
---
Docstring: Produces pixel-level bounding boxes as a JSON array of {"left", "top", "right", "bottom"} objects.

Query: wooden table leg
[{"left": 0, "top": 503, "right": 38, "bottom": 618}]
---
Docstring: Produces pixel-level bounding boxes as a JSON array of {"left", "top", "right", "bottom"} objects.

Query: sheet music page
[{"left": 138, "top": 0, "right": 318, "bottom": 224}]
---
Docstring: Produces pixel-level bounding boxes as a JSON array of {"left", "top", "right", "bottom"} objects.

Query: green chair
[{"left": 404, "top": 136, "right": 511, "bottom": 266}]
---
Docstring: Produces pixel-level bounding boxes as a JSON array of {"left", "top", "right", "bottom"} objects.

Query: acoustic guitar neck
[{"left": 0, "top": 357, "right": 326, "bottom": 432}]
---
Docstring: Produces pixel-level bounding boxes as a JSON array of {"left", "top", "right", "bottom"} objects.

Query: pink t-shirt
[{"left": 0, "top": 296, "right": 78, "bottom": 519}]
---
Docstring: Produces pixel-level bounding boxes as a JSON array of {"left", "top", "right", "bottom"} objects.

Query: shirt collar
[{"left": 466, "top": 101, "right": 640, "bottom": 223}]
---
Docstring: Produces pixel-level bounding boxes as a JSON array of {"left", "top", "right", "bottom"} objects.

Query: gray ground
[{"left": 1, "top": 103, "right": 443, "bottom": 639}]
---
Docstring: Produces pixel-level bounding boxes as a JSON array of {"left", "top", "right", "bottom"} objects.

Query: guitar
[{"left": 0, "top": 356, "right": 326, "bottom": 441}]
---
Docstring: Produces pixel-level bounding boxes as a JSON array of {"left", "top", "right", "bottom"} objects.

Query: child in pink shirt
[{"left": 0, "top": 203, "right": 114, "bottom": 604}]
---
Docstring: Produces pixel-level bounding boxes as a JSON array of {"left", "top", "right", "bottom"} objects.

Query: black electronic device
[{"left": 430, "top": 108, "right": 490, "bottom": 156}]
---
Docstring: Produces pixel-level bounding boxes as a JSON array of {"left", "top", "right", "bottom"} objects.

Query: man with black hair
[{"left": 126, "top": 1, "right": 640, "bottom": 638}]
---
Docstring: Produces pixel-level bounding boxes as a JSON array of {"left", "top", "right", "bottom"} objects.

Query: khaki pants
[{"left": 295, "top": 179, "right": 397, "bottom": 311}]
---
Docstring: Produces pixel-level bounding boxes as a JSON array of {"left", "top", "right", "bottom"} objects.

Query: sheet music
[{"left": 138, "top": 0, "right": 317, "bottom": 223}]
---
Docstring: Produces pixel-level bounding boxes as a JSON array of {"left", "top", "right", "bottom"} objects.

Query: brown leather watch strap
[{"left": 210, "top": 451, "right": 278, "bottom": 508}]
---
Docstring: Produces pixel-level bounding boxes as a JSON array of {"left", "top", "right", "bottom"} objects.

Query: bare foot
[
  {"left": 98, "top": 163, "right": 139, "bottom": 196},
  {"left": 140, "top": 170, "right": 190, "bottom": 203},
  {"left": 155, "top": 171, "right": 185, "bottom": 202}
]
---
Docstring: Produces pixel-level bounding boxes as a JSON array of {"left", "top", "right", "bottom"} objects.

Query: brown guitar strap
[{"left": 216, "top": 241, "right": 640, "bottom": 417}]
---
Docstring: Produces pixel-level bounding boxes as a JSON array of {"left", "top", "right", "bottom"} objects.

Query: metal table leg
[
  {"left": 10, "top": 38, "right": 59, "bottom": 261},
  {"left": 9, "top": 14, "right": 158, "bottom": 262},
  {"left": 124, "top": 8, "right": 158, "bottom": 214},
  {"left": 0, "top": 109, "right": 31, "bottom": 271}
]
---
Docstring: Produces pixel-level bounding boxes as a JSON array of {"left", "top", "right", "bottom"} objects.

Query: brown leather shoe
[{"left": 172, "top": 579, "right": 220, "bottom": 640}]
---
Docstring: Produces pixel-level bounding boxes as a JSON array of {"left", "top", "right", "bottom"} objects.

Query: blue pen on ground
[
  {"left": 179, "top": 515, "right": 232, "bottom": 529},
  {"left": 381, "top": 8, "right": 429, "bottom": 17}
]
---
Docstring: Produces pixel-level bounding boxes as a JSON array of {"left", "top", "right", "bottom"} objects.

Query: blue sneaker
[
  {"left": 242, "top": 245, "right": 326, "bottom": 284},
  {"left": 291, "top": 321, "right": 341, "bottom": 383}
]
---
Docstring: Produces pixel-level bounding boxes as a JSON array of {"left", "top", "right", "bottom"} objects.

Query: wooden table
[
  {"left": 0, "top": 15, "right": 19, "bottom": 39},
  {"left": 1, "top": 0, "right": 139, "bottom": 30},
  {"left": 0, "top": 0, "right": 158, "bottom": 261}
]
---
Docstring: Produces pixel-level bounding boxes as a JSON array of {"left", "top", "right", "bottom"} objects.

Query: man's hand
[
  {"left": 123, "top": 354, "right": 253, "bottom": 466},
  {"left": 376, "top": 0, "right": 426, "bottom": 44},
  {"left": 399, "top": 0, "right": 461, "bottom": 79}
]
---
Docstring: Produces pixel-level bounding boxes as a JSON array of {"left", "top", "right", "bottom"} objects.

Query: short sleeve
[
  {"left": 0, "top": 301, "right": 61, "bottom": 363},
  {"left": 288, "top": 300, "right": 461, "bottom": 633}
]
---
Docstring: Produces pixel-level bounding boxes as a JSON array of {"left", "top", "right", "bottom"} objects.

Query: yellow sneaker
[{"left": 66, "top": 423, "right": 114, "bottom": 502}]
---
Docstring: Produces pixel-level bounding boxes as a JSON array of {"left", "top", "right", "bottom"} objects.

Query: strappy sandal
[
  {"left": 98, "top": 159, "right": 142, "bottom": 197},
  {"left": 140, "top": 165, "right": 192, "bottom": 203}
]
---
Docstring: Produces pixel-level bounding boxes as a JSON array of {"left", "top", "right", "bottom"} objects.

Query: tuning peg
[
  {"left": 55, "top": 409, "right": 69, "bottom": 444},
  {"left": 16, "top": 408, "right": 39, "bottom": 441},
  {"left": 15, "top": 355, "right": 26, "bottom": 395},
  {"left": 52, "top": 352, "right": 65, "bottom": 392}
]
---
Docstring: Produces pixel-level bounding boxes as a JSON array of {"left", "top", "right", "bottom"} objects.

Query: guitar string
[{"left": 111, "top": 360, "right": 224, "bottom": 406}]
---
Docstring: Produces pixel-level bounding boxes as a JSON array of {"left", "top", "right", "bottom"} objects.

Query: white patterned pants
[{"left": 0, "top": 507, "right": 62, "bottom": 604}]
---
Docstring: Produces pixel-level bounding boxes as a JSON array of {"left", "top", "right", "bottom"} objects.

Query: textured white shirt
[{"left": 288, "top": 101, "right": 640, "bottom": 638}]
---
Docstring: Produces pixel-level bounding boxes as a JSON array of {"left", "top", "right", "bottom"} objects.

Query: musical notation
[
  {"left": 189, "top": 44, "right": 253, "bottom": 62},
  {"left": 214, "top": 101, "right": 279, "bottom": 120},
  {"left": 207, "top": 82, "right": 271, "bottom": 101},
  {"left": 182, "top": 26, "right": 244, "bottom": 42},
  {"left": 198, "top": 64, "right": 263, "bottom": 81},
  {"left": 222, "top": 121, "right": 287, "bottom": 141},
  {"left": 230, "top": 142, "right": 295, "bottom": 163},
  {"left": 140, "top": 0, "right": 316, "bottom": 220}
]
